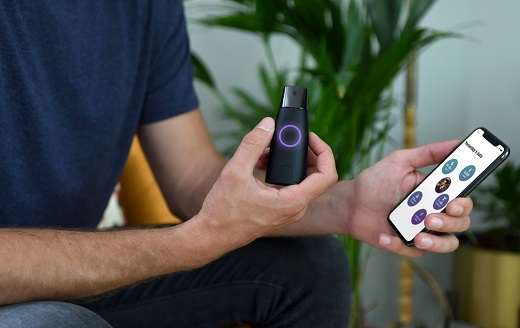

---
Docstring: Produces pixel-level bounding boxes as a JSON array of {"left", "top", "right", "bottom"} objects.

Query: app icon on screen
[
  {"left": 435, "top": 177, "right": 451, "bottom": 193},
  {"left": 442, "top": 159, "right": 458, "bottom": 174},
  {"left": 459, "top": 165, "right": 476, "bottom": 181},
  {"left": 433, "top": 194, "right": 450, "bottom": 210},
  {"left": 407, "top": 191, "right": 423, "bottom": 207},
  {"left": 411, "top": 209, "right": 427, "bottom": 225}
]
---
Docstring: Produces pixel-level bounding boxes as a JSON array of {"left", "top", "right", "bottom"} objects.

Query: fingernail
[
  {"left": 256, "top": 118, "right": 274, "bottom": 132},
  {"left": 429, "top": 217, "right": 444, "bottom": 230},
  {"left": 451, "top": 204, "right": 463, "bottom": 216},
  {"left": 417, "top": 236, "right": 433, "bottom": 249},
  {"left": 379, "top": 234, "right": 391, "bottom": 246}
]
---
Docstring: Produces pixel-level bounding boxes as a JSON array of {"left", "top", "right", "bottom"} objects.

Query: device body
[{"left": 265, "top": 86, "right": 309, "bottom": 185}]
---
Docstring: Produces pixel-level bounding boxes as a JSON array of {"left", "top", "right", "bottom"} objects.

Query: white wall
[{"left": 187, "top": 0, "right": 520, "bottom": 326}]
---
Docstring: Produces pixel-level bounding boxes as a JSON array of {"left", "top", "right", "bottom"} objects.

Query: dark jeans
[{"left": 1, "top": 236, "right": 351, "bottom": 328}]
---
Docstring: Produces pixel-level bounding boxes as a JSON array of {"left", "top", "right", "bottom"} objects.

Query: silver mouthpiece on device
[{"left": 280, "top": 86, "right": 308, "bottom": 110}]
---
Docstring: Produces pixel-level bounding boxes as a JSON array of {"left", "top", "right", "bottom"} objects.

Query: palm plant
[
  {"left": 188, "top": 0, "right": 452, "bottom": 325},
  {"left": 470, "top": 162, "right": 520, "bottom": 253}
]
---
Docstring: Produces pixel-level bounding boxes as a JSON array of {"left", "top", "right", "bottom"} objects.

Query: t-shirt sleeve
[{"left": 140, "top": 0, "right": 199, "bottom": 124}]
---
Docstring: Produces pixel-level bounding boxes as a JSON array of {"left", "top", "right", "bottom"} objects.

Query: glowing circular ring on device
[{"left": 278, "top": 125, "right": 302, "bottom": 148}]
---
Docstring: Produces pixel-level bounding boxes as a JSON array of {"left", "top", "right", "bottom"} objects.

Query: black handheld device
[
  {"left": 265, "top": 86, "right": 309, "bottom": 185},
  {"left": 388, "top": 127, "right": 510, "bottom": 246}
]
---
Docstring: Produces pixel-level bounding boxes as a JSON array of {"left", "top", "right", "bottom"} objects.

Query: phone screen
[{"left": 388, "top": 128, "right": 509, "bottom": 244}]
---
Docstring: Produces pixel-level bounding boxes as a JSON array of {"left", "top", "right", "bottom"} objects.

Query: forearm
[
  {"left": 0, "top": 219, "right": 216, "bottom": 306},
  {"left": 184, "top": 163, "right": 349, "bottom": 237},
  {"left": 137, "top": 110, "right": 228, "bottom": 221},
  {"left": 173, "top": 155, "right": 226, "bottom": 220}
]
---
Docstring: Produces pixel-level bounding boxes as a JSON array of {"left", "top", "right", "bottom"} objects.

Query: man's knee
[
  {"left": 286, "top": 236, "right": 351, "bottom": 296},
  {"left": 248, "top": 236, "right": 351, "bottom": 300},
  {"left": 253, "top": 236, "right": 352, "bottom": 326},
  {"left": 0, "top": 301, "right": 112, "bottom": 328}
]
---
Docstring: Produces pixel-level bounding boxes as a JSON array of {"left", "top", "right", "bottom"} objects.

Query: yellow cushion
[{"left": 119, "top": 137, "right": 181, "bottom": 226}]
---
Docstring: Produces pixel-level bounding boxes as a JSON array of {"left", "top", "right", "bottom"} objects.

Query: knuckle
[
  {"left": 388, "top": 149, "right": 406, "bottom": 161},
  {"left": 448, "top": 236, "right": 459, "bottom": 251},
  {"left": 241, "top": 131, "right": 264, "bottom": 149},
  {"left": 325, "top": 168, "right": 339, "bottom": 185},
  {"left": 219, "top": 165, "right": 243, "bottom": 185},
  {"left": 462, "top": 217, "right": 471, "bottom": 231},
  {"left": 446, "top": 216, "right": 471, "bottom": 232},
  {"left": 281, "top": 204, "right": 304, "bottom": 218},
  {"left": 453, "top": 217, "right": 468, "bottom": 232},
  {"left": 331, "top": 170, "right": 339, "bottom": 183},
  {"left": 439, "top": 236, "right": 457, "bottom": 253},
  {"left": 408, "top": 250, "right": 424, "bottom": 259},
  {"left": 323, "top": 142, "right": 334, "bottom": 155}
]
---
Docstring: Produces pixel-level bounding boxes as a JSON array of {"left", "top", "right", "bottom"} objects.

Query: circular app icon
[
  {"left": 407, "top": 191, "right": 423, "bottom": 207},
  {"left": 459, "top": 165, "right": 476, "bottom": 181},
  {"left": 435, "top": 177, "right": 451, "bottom": 193},
  {"left": 442, "top": 159, "right": 458, "bottom": 174},
  {"left": 411, "top": 209, "right": 427, "bottom": 225},
  {"left": 433, "top": 194, "right": 450, "bottom": 210}
]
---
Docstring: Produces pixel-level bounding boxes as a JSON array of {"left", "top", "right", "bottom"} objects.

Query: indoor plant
[
  {"left": 470, "top": 161, "right": 520, "bottom": 252},
  {"left": 188, "top": 0, "right": 451, "bottom": 326},
  {"left": 453, "top": 161, "right": 520, "bottom": 327}
]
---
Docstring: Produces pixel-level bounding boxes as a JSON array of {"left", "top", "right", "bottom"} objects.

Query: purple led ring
[{"left": 278, "top": 125, "right": 302, "bottom": 148}]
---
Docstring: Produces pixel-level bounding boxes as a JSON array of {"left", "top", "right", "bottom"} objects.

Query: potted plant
[
  {"left": 188, "top": 0, "right": 452, "bottom": 326},
  {"left": 452, "top": 162, "right": 520, "bottom": 328}
]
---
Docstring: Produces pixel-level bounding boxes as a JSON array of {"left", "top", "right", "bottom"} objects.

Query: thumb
[
  {"left": 229, "top": 117, "right": 275, "bottom": 172},
  {"left": 405, "top": 140, "right": 460, "bottom": 169}
]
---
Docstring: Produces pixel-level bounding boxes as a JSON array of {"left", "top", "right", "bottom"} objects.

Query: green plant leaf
[
  {"left": 190, "top": 52, "right": 216, "bottom": 89},
  {"left": 366, "top": 0, "right": 403, "bottom": 51},
  {"left": 404, "top": 0, "right": 436, "bottom": 31},
  {"left": 342, "top": 0, "right": 364, "bottom": 72}
]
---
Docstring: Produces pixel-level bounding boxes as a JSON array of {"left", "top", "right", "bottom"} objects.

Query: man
[{"left": 0, "top": 1, "right": 472, "bottom": 327}]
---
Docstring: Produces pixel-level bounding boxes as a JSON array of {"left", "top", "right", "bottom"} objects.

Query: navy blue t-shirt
[{"left": 0, "top": 1, "right": 199, "bottom": 228}]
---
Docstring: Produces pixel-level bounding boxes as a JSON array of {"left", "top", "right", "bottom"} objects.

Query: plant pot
[{"left": 452, "top": 245, "right": 520, "bottom": 328}]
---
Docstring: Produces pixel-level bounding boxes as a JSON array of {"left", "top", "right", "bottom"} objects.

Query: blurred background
[{"left": 185, "top": 0, "right": 520, "bottom": 326}]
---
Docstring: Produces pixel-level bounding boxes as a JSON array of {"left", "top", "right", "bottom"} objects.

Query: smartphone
[{"left": 388, "top": 127, "right": 510, "bottom": 246}]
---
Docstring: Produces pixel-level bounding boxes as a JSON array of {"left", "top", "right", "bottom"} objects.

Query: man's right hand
[
  {"left": 0, "top": 116, "right": 336, "bottom": 306},
  {"left": 194, "top": 117, "right": 338, "bottom": 253}
]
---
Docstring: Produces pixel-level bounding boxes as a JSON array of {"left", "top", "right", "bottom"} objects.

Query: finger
[
  {"left": 307, "top": 132, "right": 337, "bottom": 177},
  {"left": 424, "top": 214, "right": 471, "bottom": 233},
  {"left": 256, "top": 134, "right": 327, "bottom": 179},
  {"left": 256, "top": 140, "right": 321, "bottom": 173},
  {"left": 260, "top": 135, "right": 322, "bottom": 172},
  {"left": 403, "top": 140, "right": 461, "bottom": 169},
  {"left": 424, "top": 197, "right": 473, "bottom": 233},
  {"left": 414, "top": 232, "right": 459, "bottom": 253},
  {"left": 305, "top": 143, "right": 319, "bottom": 175},
  {"left": 446, "top": 196, "right": 473, "bottom": 217},
  {"left": 378, "top": 234, "right": 425, "bottom": 258},
  {"left": 291, "top": 132, "right": 338, "bottom": 201},
  {"left": 230, "top": 117, "right": 275, "bottom": 173},
  {"left": 255, "top": 148, "right": 270, "bottom": 170},
  {"left": 278, "top": 133, "right": 336, "bottom": 203},
  {"left": 307, "top": 142, "right": 318, "bottom": 165}
]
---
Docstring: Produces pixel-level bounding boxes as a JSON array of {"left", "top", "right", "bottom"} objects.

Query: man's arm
[
  {"left": 0, "top": 110, "right": 220, "bottom": 306},
  {"left": 139, "top": 109, "right": 474, "bottom": 258},
  {"left": 266, "top": 142, "right": 474, "bottom": 257},
  {"left": 0, "top": 219, "right": 218, "bottom": 306},
  {"left": 139, "top": 109, "right": 337, "bottom": 242},
  {"left": 1, "top": 111, "right": 336, "bottom": 306},
  {"left": 0, "top": 110, "right": 223, "bottom": 306},
  {"left": 137, "top": 109, "right": 226, "bottom": 221}
]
